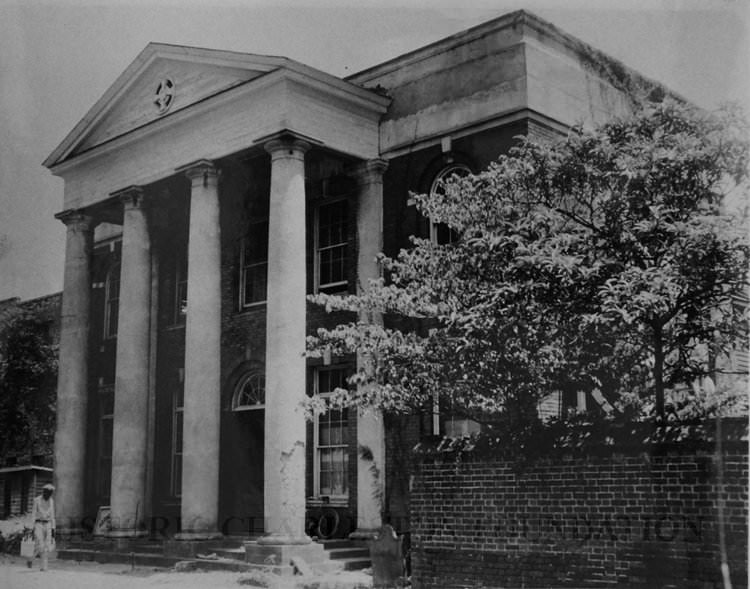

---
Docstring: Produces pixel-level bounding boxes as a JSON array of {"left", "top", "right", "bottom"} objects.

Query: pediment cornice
[{"left": 44, "top": 43, "right": 389, "bottom": 171}]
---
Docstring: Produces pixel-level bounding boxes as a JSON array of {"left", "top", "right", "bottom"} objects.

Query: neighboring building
[
  {"left": 0, "top": 293, "right": 60, "bottom": 519},
  {"left": 42, "top": 10, "right": 669, "bottom": 546},
  {"left": 0, "top": 465, "right": 54, "bottom": 519}
]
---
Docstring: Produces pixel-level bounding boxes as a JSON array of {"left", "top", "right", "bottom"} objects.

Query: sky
[{"left": 0, "top": 0, "right": 748, "bottom": 302}]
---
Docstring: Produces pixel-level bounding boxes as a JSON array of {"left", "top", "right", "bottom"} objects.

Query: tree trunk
[{"left": 653, "top": 324, "right": 665, "bottom": 418}]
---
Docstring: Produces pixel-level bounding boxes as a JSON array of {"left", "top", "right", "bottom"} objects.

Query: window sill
[
  {"left": 237, "top": 302, "right": 267, "bottom": 315},
  {"left": 306, "top": 497, "right": 349, "bottom": 508}
]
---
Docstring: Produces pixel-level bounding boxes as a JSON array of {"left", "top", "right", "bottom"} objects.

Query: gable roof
[{"left": 43, "top": 43, "right": 387, "bottom": 170}]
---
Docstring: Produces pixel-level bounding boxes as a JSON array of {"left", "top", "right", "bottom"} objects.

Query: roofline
[
  {"left": 46, "top": 66, "right": 389, "bottom": 177},
  {"left": 347, "top": 9, "right": 529, "bottom": 83},
  {"left": 346, "top": 9, "right": 675, "bottom": 102},
  {"left": 43, "top": 42, "right": 389, "bottom": 169}
]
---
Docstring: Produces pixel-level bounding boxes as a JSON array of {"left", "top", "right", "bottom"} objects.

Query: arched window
[
  {"left": 429, "top": 164, "right": 472, "bottom": 245},
  {"left": 232, "top": 372, "right": 265, "bottom": 411},
  {"left": 104, "top": 262, "right": 120, "bottom": 339}
]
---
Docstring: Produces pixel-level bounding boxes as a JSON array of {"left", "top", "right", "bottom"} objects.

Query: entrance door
[{"left": 220, "top": 371, "right": 265, "bottom": 536}]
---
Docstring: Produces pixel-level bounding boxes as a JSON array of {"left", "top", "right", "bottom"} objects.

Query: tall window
[
  {"left": 172, "top": 256, "right": 188, "bottom": 325},
  {"left": 240, "top": 221, "right": 269, "bottom": 307},
  {"left": 316, "top": 200, "right": 348, "bottom": 293},
  {"left": 429, "top": 164, "right": 471, "bottom": 245},
  {"left": 170, "top": 384, "right": 184, "bottom": 498},
  {"left": 104, "top": 263, "right": 120, "bottom": 338},
  {"left": 98, "top": 385, "right": 114, "bottom": 501},
  {"left": 313, "top": 367, "right": 350, "bottom": 498}
]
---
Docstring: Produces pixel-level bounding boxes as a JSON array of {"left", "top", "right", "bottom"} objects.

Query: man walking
[{"left": 28, "top": 483, "right": 56, "bottom": 571}]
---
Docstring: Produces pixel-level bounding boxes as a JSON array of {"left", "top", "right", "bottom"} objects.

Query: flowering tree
[{"left": 308, "top": 101, "right": 749, "bottom": 422}]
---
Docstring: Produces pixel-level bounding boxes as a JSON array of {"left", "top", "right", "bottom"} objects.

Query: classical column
[
  {"left": 53, "top": 209, "right": 94, "bottom": 536},
  {"left": 177, "top": 160, "right": 222, "bottom": 539},
  {"left": 260, "top": 136, "right": 311, "bottom": 544},
  {"left": 109, "top": 186, "right": 152, "bottom": 537},
  {"left": 351, "top": 159, "right": 388, "bottom": 539}
]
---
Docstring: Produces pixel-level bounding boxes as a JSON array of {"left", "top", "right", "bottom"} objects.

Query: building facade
[{"left": 44, "top": 11, "right": 665, "bottom": 543}]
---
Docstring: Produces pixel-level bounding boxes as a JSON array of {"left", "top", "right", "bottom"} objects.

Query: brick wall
[{"left": 411, "top": 442, "right": 748, "bottom": 588}]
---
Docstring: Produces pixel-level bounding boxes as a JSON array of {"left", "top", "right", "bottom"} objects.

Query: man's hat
[{"left": 42, "top": 483, "right": 55, "bottom": 491}]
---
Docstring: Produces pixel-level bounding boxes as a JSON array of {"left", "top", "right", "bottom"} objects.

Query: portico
[{"left": 44, "top": 43, "right": 389, "bottom": 544}]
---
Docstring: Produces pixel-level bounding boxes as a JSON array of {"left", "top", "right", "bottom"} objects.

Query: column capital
[
  {"left": 55, "top": 209, "right": 95, "bottom": 231},
  {"left": 111, "top": 185, "right": 145, "bottom": 210},
  {"left": 176, "top": 159, "right": 218, "bottom": 185},
  {"left": 260, "top": 130, "right": 314, "bottom": 160},
  {"left": 351, "top": 158, "right": 388, "bottom": 182}
]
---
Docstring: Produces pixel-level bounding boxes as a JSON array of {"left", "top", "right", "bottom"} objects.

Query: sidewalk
[{"left": 0, "top": 554, "right": 373, "bottom": 589}]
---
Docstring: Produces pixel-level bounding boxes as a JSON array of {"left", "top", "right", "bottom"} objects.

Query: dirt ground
[{"left": 0, "top": 554, "right": 373, "bottom": 589}]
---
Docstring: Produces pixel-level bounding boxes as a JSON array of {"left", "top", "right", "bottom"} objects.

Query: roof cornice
[{"left": 44, "top": 43, "right": 390, "bottom": 170}]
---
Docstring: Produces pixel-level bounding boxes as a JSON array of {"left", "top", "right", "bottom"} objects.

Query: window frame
[
  {"left": 231, "top": 372, "right": 266, "bottom": 411},
  {"left": 103, "top": 262, "right": 121, "bottom": 339},
  {"left": 312, "top": 366, "right": 351, "bottom": 500},
  {"left": 97, "top": 384, "right": 114, "bottom": 501},
  {"left": 171, "top": 255, "right": 188, "bottom": 326},
  {"left": 428, "top": 163, "right": 472, "bottom": 246},
  {"left": 170, "top": 381, "right": 184, "bottom": 499},
  {"left": 239, "top": 219, "right": 270, "bottom": 309},
  {"left": 314, "top": 198, "right": 349, "bottom": 294}
]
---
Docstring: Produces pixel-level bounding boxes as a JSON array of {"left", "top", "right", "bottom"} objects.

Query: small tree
[
  {"left": 308, "top": 101, "right": 749, "bottom": 423},
  {"left": 0, "top": 302, "right": 58, "bottom": 460}
]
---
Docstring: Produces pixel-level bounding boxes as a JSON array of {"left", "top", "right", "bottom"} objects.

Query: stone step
[
  {"left": 338, "top": 556, "right": 372, "bottom": 571},
  {"left": 316, "top": 539, "right": 371, "bottom": 571},
  {"left": 57, "top": 548, "right": 181, "bottom": 569},
  {"left": 64, "top": 541, "right": 164, "bottom": 555},
  {"left": 59, "top": 536, "right": 371, "bottom": 573},
  {"left": 57, "top": 547, "right": 262, "bottom": 573},
  {"left": 326, "top": 547, "right": 369, "bottom": 560},
  {"left": 211, "top": 547, "right": 246, "bottom": 561},
  {"left": 318, "top": 538, "right": 358, "bottom": 549}
]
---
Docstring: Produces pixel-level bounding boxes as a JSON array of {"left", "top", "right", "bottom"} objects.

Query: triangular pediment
[{"left": 46, "top": 43, "right": 287, "bottom": 166}]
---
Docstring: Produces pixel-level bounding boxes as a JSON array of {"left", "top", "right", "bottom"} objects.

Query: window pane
[
  {"left": 107, "top": 300, "right": 119, "bottom": 337},
  {"left": 315, "top": 368, "right": 350, "bottom": 496},
  {"left": 244, "top": 262, "right": 268, "bottom": 305},
  {"left": 433, "top": 223, "right": 459, "bottom": 245},
  {"left": 100, "top": 389, "right": 114, "bottom": 416},
  {"left": 174, "top": 411, "right": 183, "bottom": 450},
  {"left": 173, "top": 255, "right": 188, "bottom": 324},
  {"left": 319, "top": 422, "right": 331, "bottom": 446},
  {"left": 176, "top": 280, "right": 188, "bottom": 322},
  {"left": 242, "top": 222, "right": 269, "bottom": 305},
  {"left": 317, "top": 201, "right": 347, "bottom": 289},
  {"left": 101, "top": 417, "right": 113, "bottom": 456},
  {"left": 105, "top": 264, "right": 120, "bottom": 338},
  {"left": 244, "top": 223, "right": 269, "bottom": 263},
  {"left": 99, "top": 457, "right": 112, "bottom": 500},
  {"left": 320, "top": 245, "right": 346, "bottom": 286},
  {"left": 172, "top": 454, "right": 182, "bottom": 497},
  {"left": 319, "top": 448, "right": 348, "bottom": 495},
  {"left": 319, "top": 370, "right": 332, "bottom": 393},
  {"left": 319, "top": 202, "right": 347, "bottom": 248}
]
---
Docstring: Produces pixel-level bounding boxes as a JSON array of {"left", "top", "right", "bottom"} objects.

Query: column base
[
  {"left": 257, "top": 533, "right": 312, "bottom": 546},
  {"left": 244, "top": 539, "right": 334, "bottom": 576},
  {"left": 54, "top": 526, "right": 91, "bottom": 544},
  {"left": 349, "top": 527, "right": 381, "bottom": 541},
  {"left": 174, "top": 530, "right": 223, "bottom": 541},
  {"left": 107, "top": 528, "right": 148, "bottom": 539}
]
